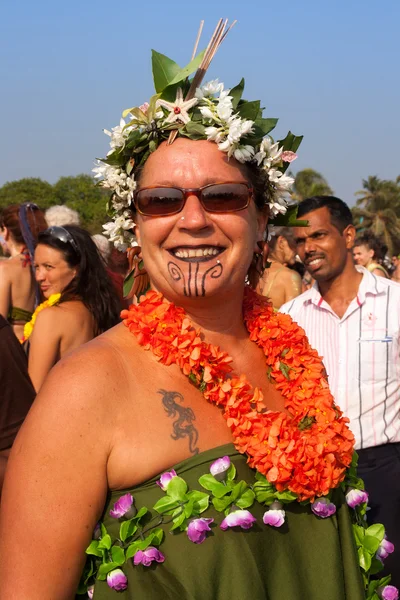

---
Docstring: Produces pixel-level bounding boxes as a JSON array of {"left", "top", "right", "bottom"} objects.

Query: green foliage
[
  {"left": 0, "top": 177, "right": 54, "bottom": 210},
  {"left": 292, "top": 168, "right": 333, "bottom": 202},
  {"left": 352, "top": 175, "right": 400, "bottom": 255},
  {"left": 0, "top": 174, "right": 109, "bottom": 235}
]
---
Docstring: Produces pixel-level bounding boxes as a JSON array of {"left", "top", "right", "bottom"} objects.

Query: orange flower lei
[{"left": 122, "top": 287, "right": 355, "bottom": 502}]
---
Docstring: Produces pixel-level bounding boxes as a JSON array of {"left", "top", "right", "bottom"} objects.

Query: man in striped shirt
[{"left": 281, "top": 196, "right": 400, "bottom": 583}]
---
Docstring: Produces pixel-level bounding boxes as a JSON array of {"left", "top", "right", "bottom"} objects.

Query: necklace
[
  {"left": 122, "top": 287, "right": 355, "bottom": 502},
  {"left": 21, "top": 293, "right": 61, "bottom": 343}
]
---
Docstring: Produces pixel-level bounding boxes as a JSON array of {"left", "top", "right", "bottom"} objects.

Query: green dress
[{"left": 89, "top": 443, "right": 364, "bottom": 600}]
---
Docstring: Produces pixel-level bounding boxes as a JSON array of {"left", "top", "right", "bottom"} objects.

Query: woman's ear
[{"left": 3, "top": 226, "right": 10, "bottom": 241}]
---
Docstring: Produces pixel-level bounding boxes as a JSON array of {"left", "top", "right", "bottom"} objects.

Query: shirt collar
[{"left": 309, "top": 266, "right": 384, "bottom": 308}]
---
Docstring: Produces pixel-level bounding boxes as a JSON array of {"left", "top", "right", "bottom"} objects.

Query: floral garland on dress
[
  {"left": 122, "top": 286, "right": 354, "bottom": 502},
  {"left": 79, "top": 287, "right": 396, "bottom": 599},
  {"left": 21, "top": 293, "right": 61, "bottom": 343}
]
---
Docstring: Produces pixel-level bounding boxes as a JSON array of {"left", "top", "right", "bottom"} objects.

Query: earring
[{"left": 124, "top": 246, "right": 150, "bottom": 301}]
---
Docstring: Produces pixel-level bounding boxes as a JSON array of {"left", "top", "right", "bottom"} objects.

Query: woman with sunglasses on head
[
  {"left": 0, "top": 203, "right": 47, "bottom": 340},
  {"left": 1, "top": 30, "right": 384, "bottom": 600},
  {"left": 27, "top": 225, "right": 121, "bottom": 391}
]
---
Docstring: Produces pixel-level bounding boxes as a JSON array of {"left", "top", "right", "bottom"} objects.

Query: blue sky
[{"left": 1, "top": 0, "right": 399, "bottom": 205}]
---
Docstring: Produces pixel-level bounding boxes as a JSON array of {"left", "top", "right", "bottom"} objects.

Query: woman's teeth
[{"left": 173, "top": 247, "right": 220, "bottom": 258}]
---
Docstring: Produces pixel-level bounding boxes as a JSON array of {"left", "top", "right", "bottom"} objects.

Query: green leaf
[
  {"left": 199, "top": 474, "right": 231, "bottom": 498},
  {"left": 123, "top": 270, "right": 136, "bottom": 298},
  {"left": 151, "top": 50, "right": 181, "bottom": 93},
  {"left": 85, "top": 540, "right": 103, "bottom": 558},
  {"left": 230, "top": 78, "right": 245, "bottom": 109},
  {"left": 153, "top": 495, "right": 180, "bottom": 514},
  {"left": 167, "top": 50, "right": 205, "bottom": 88},
  {"left": 352, "top": 524, "right": 365, "bottom": 546},
  {"left": 369, "top": 556, "right": 385, "bottom": 575},
  {"left": 363, "top": 535, "right": 381, "bottom": 554},
  {"left": 170, "top": 511, "right": 187, "bottom": 531},
  {"left": 213, "top": 495, "right": 234, "bottom": 512},
  {"left": 236, "top": 100, "right": 261, "bottom": 121},
  {"left": 365, "top": 523, "right": 385, "bottom": 542},
  {"left": 166, "top": 476, "right": 188, "bottom": 500},
  {"left": 119, "top": 518, "right": 138, "bottom": 543},
  {"left": 184, "top": 499, "right": 194, "bottom": 518},
  {"left": 235, "top": 488, "right": 255, "bottom": 509},
  {"left": 187, "top": 490, "right": 210, "bottom": 514},
  {"left": 183, "top": 121, "right": 206, "bottom": 140},
  {"left": 97, "top": 562, "right": 120, "bottom": 579},
  {"left": 231, "top": 481, "right": 248, "bottom": 502},
  {"left": 270, "top": 204, "right": 308, "bottom": 228},
  {"left": 254, "top": 490, "right": 276, "bottom": 504},
  {"left": 258, "top": 117, "right": 278, "bottom": 134},
  {"left": 226, "top": 463, "right": 236, "bottom": 482},
  {"left": 97, "top": 534, "right": 111, "bottom": 551},
  {"left": 279, "top": 361, "right": 291, "bottom": 380},
  {"left": 275, "top": 490, "right": 298, "bottom": 503},
  {"left": 358, "top": 546, "right": 372, "bottom": 572},
  {"left": 111, "top": 545, "right": 125, "bottom": 566}
]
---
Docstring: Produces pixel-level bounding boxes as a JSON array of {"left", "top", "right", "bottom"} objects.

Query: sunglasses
[
  {"left": 133, "top": 182, "right": 253, "bottom": 217},
  {"left": 41, "top": 226, "right": 80, "bottom": 256}
]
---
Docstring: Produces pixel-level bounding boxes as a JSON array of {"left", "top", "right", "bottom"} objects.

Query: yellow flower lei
[{"left": 21, "top": 293, "right": 61, "bottom": 342}]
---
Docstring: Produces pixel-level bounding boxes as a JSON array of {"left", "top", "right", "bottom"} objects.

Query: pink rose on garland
[
  {"left": 107, "top": 569, "right": 128, "bottom": 591},
  {"left": 156, "top": 469, "right": 177, "bottom": 491},
  {"left": 187, "top": 518, "right": 214, "bottom": 543},
  {"left": 220, "top": 510, "right": 256, "bottom": 530},
  {"left": 109, "top": 493, "right": 136, "bottom": 519},
  {"left": 133, "top": 547, "right": 165, "bottom": 567}
]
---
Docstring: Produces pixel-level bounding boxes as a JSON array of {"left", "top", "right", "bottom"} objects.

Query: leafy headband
[{"left": 93, "top": 20, "right": 303, "bottom": 251}]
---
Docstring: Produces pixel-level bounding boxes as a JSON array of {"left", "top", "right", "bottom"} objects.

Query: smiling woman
[
  {"left": 25, "top": 225, "right": 121, "bottom": 391},
  {"left": 0, "top": 24, "right": 385, "bottom": 600}
]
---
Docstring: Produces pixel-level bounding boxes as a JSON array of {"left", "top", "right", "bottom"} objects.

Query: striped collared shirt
[{"left": 280, "top": 267, "right": 400, "bottom": 449}]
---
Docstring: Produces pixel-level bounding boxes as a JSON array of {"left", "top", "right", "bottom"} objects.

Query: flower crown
[{"left": 93, "top": 21, "right": 303, "bottom": 251}]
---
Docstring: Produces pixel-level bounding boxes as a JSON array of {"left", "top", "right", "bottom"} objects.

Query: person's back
[
  {"left": 256, "top": 227, "right": 302, "bottom": 309},
  {"left": 0, "top": 204, "right": 47, "bottom": 340}
]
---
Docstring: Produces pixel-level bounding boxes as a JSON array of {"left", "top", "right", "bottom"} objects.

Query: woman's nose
[{"left": 178, "top": 193, "right": 211, "bottom": 231}]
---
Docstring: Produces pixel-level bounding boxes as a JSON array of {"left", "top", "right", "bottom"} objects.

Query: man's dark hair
[{"left": 296, "top": 196, "right": 353, "bottom": 233}]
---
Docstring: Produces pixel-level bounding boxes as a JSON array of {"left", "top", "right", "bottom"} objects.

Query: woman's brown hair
[{"left": 0, "top": 203, "right": 47, "bottom": 245}]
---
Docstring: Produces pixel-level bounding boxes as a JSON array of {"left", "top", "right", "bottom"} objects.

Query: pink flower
[
  {"left": 109, "top": 493, "right": 135, "bottom": 519},
  {"left": 106, "top": 568, "right": 128, "bottom": 591},
  {"left": 210, "top": 456, "right": 231, "bottom": 481},
  {"left": 139, "top": 102, "right": 150, "bottom": 114},
  {"left": 133, "top": 546, "right": 165, "bottom": 566},
  {"left": 87, "top": 586, "right": 94, "bottom": 599},
  {"left": 187, "top": 518, "right": 214, "bottom": 543},
  {"left": 220, "top": 510, "right": 256, "bottom": 531},
  {"left": 156, "top": 469, "right": 177, "bottom": 491},
  {"left": 378, "top": 585, "right": 399, "bottom": 600},
  {"left": 311, "top": 498, "right": 336, "bottom": 518},
  {"left": 345, "top": 488, "right": 369, "bottom": 509},
  {"left": 376, "top": 535, "right": 395, "bottom": 561},
  {"left": 281, "top": 151, "right": 297, "bottom": 163},
  {"left": 263, "top": 502, "right": 285, "bottom": 527}
]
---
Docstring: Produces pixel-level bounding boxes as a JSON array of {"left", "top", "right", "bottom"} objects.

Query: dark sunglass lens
[
  {"left": 201, "top": 183, "right": 250, "bottom": 212},
  {"left": 136, "top": 188, "right": 185, "bottom": 216}
]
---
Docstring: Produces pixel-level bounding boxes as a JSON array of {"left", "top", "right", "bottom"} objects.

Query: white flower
[
  {"left": 195, "top": 79, "right": 224, "bottom": 99},
  {"left": 269, "top": 197, "right": 288, "bottom": 218},
  {"left": 102, "top": 214, "right": 137, "bottom": 251},
  {"left": 157, "top": 88, "right": 198, "bottom": 125},
  {"left": 233, "top": 145, "right": 255, "bottom": 163},
  {"left": 216, "top": 92, "right": 233, "bottom": 121},
  {"left": 199, "top": 106, "right": 216, "bottom": 121},
  {"left": 204, "top": 126, "right": 224, "bottom": 143},
  {"left": 103, "top": 118, "right": 131, "bottom": 150}
]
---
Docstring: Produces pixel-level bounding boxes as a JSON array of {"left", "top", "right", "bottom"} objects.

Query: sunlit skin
[
  {"left": 353, "top": 244, "right": 373, "bottom": 267},
  {"left": 135, "top": 138, "right": 267, "bottom": 309},
  {"left": 34, "top": 244, "right": 77, "bottom": 298}
]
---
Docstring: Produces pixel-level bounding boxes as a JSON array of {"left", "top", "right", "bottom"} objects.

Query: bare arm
[
  {"left": 28, "top": 307, "right": 62, "bottom": 391},
  {"left": 0, "top": 346, "right": 114, "bottom": 599},
  {"left": 0, "top": 449, "right": 10, "bottom": 495},
  {"left": 372, "top": 267, "right": 387, "bottom": 278},
  {"left": 0, "top": 263, "right": 11, "bottom": 318}
]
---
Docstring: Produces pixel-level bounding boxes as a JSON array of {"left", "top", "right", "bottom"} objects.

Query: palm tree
[
  {"left": 292, "top": 169, "right": 333, "bottom": 202},
  {"left": 352, "top": 176, "right": 400, "bottom": 255}
]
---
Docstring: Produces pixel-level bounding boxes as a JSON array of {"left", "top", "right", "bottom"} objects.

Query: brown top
[{"left": 0, "top": 315, "right": 35, "bottom": 450}]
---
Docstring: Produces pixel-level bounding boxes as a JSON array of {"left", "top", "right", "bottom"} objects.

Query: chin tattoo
[{"left": 167, "top": 261, "right": 223, "bottom": 297}]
